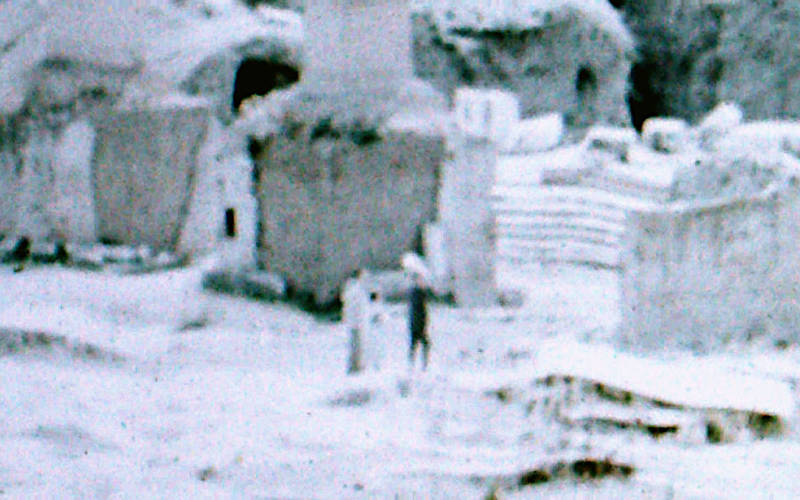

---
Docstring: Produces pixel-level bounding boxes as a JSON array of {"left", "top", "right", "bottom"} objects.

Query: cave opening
[
  {"left": 232, "top": 58, "right": 299, "bottom": 112},
  {"left": 576, "top": 66, "right": 597, "bottom": 96},
  {"left": 627, "top": 61, "right": 667, "bottom": 131}
]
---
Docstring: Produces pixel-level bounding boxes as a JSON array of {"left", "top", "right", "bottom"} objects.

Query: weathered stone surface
[
  {"left": 623, "top": 0, "right": 800, "bottom": 126},
  {"left": 0, "top": 58, "right": 133, "bottom": 242},
  {"left": 92, "top": 103, "right": 210, "bottom": 251},
  {"left": 51, "top": 120, "right": 97, "bottom": 243},
  {"left": 439, "top": 133, "right": 498, "bottom": 307},
  {"left": 253, "top": 124, "right": 445, "bottom": 306},
  {"left": 412, "top": 2, "right": 632, "bottom": 128},
  {"left": 621, "top": 154, "right": 800, "bottom": 352},
  {"left": 670, "top": 152, "right": 780, "bottom": 202}
]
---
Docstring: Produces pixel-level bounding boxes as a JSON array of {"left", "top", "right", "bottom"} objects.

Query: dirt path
[{"left": 1, "top": 264, "right": 798, "bottom": 498}]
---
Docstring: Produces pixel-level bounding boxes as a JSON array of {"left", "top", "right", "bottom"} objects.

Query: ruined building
[
  {"left": 0, "top": 0, "right": 301, "bottom": 268},
  {"left": 245, "top": 0, "right": 452, "bottom": 305},
  {"left": 411, "top": 0, "right": 634, "bottom": 128},
  {"left": 621, "top": 150, "right": 800, "bottom": 353}
]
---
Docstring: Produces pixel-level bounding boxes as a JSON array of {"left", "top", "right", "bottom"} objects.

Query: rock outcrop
[
  {"left": 412, "top": 0, "right": 633, "bottom": 128},
  {"left": 621, "top": 0, "right": 800, "bottom": 127}
]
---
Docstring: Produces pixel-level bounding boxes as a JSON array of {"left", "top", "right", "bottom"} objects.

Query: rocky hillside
[
  {"left": 620, "top": 0, "right": 800, "bottom": 127},
  {"left": 411, "top": 0, "right": 633, "bottom": 127}
]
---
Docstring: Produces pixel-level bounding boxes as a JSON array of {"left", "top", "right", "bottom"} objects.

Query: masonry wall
[
  {"left": 51, "top": 119, "right": 97, "bottom": 242},
  {"left": 255, "top": 129, "right": 445, "bottom": 305},
  {"left": 1, "top": 121, "right": 98, "bottom": 243},
  {"left": 0, "top": 57, "right": 129, "bottom": 242},
  {"left": 620, "top": 178, "right": 800, "bottom": 352},
  {"left": 92, "top": 105, "right": 209, "bottom": 251},
  {"left": 178, "top": 118, "right": 257, "bottom": 268}
]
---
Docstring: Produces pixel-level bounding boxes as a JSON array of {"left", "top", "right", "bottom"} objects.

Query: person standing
[
  {"left": 342, "top": 270, "right": 368, "bottom": 374},
  {"left": 408, "top": 268, "right": 431, "bottom": 371}
]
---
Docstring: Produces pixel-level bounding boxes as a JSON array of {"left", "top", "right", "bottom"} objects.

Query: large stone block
[
  {"left": 51, "top": 119, "right": 97, "bottom": 243},
  {"left": 92, "top": 102, "right": 210, "bottom": 251},
  {"left": 621, "top": 167, "right": 800, "bottom": 353},
  {"left": 254, "top": 125, "right": 445, "bottom": 305},
  {"left": 454, "top": 87, "right": 519, "bottom": 150}
]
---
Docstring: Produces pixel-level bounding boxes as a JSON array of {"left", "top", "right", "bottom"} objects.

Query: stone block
[
  {"left": 454, "top": 87, "right": 520, "bottom": 150},
  {"left": 92, "top": 102, "right": 210, "bottom": 251},
  {"left": 254, "top": 125, "right": 445, "bottom": 306}
]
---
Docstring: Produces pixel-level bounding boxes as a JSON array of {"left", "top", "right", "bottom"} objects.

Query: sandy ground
[{"left": 1, "top": 262, "right": 800, "bottom": 498}]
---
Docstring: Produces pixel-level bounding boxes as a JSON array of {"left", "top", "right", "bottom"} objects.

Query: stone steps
[
  {"left": 497, "top": 218, "right": 625, "bottom": 239},
  {"left": 491, "top": 169, "right": 669, "bottom": 267},
  {"left": 493, "top": 185, "right": 642, "bottom": 268},
  {"left": 498, "top": 240, "right": 621, "bottom": 268}
]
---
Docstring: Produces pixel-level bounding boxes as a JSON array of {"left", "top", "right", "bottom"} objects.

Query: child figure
[
  {"left": 363, "top": 289, "right": 386, "bottom": 371},
  {"left": 342, "top": 270, "right": 368, "bottom": 374}
]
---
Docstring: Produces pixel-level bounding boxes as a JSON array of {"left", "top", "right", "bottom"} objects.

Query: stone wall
[
  {"left": 254, "top": 127, "right": 445, "bottom": 305},
  {"left": 620, "top": 174, "right": 800, "bottom": 352},
  {"left": 92, "top": 103, "right": 210, "bottom": 251},
  {"left": 0, "top": 146, "right": 17, "bottom": 236},
  {"left": 179, "top": 118, "right": 257, "bottom": 268},
  {"left": 51, "top": 119, "right": 97, "bottom": 242},
  {"left": 0, "top": 57, "right": 129, "bottom": 242}
]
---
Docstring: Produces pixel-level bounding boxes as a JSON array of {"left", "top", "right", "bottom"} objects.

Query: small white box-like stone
[{"left": 454, "top": 87, "right": 520, "bottom": 150}]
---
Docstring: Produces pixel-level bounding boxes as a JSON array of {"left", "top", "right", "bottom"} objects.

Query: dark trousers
[{"left": 409, "top": 328, "right": 430, "bottom": 370}]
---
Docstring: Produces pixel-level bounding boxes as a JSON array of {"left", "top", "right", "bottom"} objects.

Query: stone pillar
[
  {"left": 453, "top": 87, "right": 520, "bottom": 151},
  {"left": 439, "top": 130, "right": 498, "bottom": 307},
  {"left": 52, "top": 119, "right": 97, "bottom": 243},
  {"left": 15, "top": 127, "right": 56, "bottom": 242},
  {"left": 437, "top": 88, "right": 510, "bottom": 307},
  {"left": 179, "top": 118, "right": 257, "bottom": 269},
  {"left": 0, "top": 148, "right": 17, "bottom": 236}
]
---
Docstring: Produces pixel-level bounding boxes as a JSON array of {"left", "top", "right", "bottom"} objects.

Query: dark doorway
[
  {"left": 574, "top": 65, "right": 598, "bottom": 126},
  {"left": 225, "top": 208, "right": 237, "bottom": 238},
  {"left": 232, "top": 58, "right": 299, "bottom": 112},
  {"left": 576, "top": 66, "right": 597, "bottom": 95},
  {"left": 627, "top": 61, "right": 667, "bottom": 131}
]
